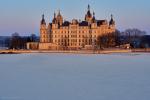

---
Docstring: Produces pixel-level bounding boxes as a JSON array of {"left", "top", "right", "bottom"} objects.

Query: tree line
[
  {"left": 96, "top": 28, "right": 149, "bottom": 49},
  {"left": 0, "top": 28, "right": 149, "bottom": 50},
  {"left": 9, "top": 32, "right": 38, "bottom": 49}
]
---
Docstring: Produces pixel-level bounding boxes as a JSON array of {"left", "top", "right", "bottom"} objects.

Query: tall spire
[
  {"left": 56, "top": 9, "right": 63, "bottom": 25},
  {"left": 93, "top": 11, "right": 95, "bottom": 16},
  {"left": 58, "top": 9, "right": 61, "bottom": 15},
  {"left": 41, "top": 14, "right": 46, "bottom": 25},
  {"left": 86, "top": 4, "right": 92, "bottom": 17},
  {"left": 54, "top": 12, "right": 56, "bottom": 18},
  {"left": 111, "top": 14, "right": 113, "bottom": 20},
  {"left": 52, "top": 11, "right": 57, "bottom": 24},
  {"left": 42, "top": 14, "right": 44, "bottom": 19},
  {"left": 85, "top": 4, "right": 92, "bottom": 22},
  {"left": 57, "top": 9, "right": 63, "bottom": 19},
  {"left": 88, "top": 4, "right": 90, "bottom": 11},
  {"left": 92, "top": 11, "right": 96, "bottom": 22},
  {"left": 57, "top": 9, "right": 63, "bottom": 18},
  {"left": 109, "top": 14, "right": 115, "bottom": 25}
]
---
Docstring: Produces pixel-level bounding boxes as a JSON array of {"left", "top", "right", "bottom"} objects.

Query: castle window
[{"left": 85, "top": 39, "right": 87, "bottom": 43}]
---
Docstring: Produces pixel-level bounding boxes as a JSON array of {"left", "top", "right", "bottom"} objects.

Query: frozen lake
[{"left": 0, "top": 53, "right": 150, "bottom": 100}]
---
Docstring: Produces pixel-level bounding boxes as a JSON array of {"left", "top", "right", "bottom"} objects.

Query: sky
[{"left": 0, "top": 0, "right": 150, "bottom": 36}]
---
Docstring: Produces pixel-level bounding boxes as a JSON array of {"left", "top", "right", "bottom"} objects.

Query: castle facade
[{"left": 38, "top": 5, "right": 116, "bottom": 50}]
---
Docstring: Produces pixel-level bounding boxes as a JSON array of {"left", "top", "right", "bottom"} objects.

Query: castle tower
[
  {"left": 85, "top": 4, "right": 93, "bottom": 23},
  {"left": 52, "top": 12, "right": 59, "bottom": 29},
  {"left": 52, "top": 12, "right": 57, "bottom": 24},
  {"left": 91, "top": 12, "right": 97, "bottom": 28},
  {"left": 56, "top": 10, "right": 63, "bottom": 26},
  {"left": 40, "top": 14, "right": 50, "bottom": 43},
  {"left": 92, "top": 11, "right": 96, "bottom": 23}
]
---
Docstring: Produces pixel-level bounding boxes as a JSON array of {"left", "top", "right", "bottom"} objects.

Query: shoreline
[{"left": 0, "top": 49, "right": 150, "bottom": 54}]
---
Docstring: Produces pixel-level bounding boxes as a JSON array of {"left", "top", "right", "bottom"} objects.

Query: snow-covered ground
[{"left": 0, "top": 53, "right": 150, "bottom": 100}]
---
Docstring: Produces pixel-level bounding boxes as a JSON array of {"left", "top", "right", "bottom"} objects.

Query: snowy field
[{"left": 0, "top": 53, "right": 150, "bottom": 100}]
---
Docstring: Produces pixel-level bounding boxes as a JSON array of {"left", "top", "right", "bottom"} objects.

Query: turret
[
  {"left": 52, "top": 12, "right": 57, "bottom": 24},
  {"left": 85, "top": 4, "right": 93, "bottom": 24},
  {"left": 56, "top": 10, "right": 63, "bottom": 25},
  {"left": 109, "top": 14, "right": 115, "bottom": 26},
  {"left": 91, "top": 12, "right": 97, "bottom": 28},
  {"left": 41, "top": 14, "right": 46, "bottom": 25},
  {"left": 40, "top": 14, "right": 46, "bottom": 29},
  {"left": 109, "top": 14, "right": 115, "bottom": 31},
  {"left": 92, "top": 11, "right": 96, "bottom": 23},
  {"left": 40, "top": 14, "right": 49, "bottom": 43}
]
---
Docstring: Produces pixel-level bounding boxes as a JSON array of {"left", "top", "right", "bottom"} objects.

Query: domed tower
[
  {"left": 56, "top": 10, "right": 63, "bottom": 26},
  {"left": 40, "top": 14, "right": 49, "bottom": 43},
  {"left": 85, "top": 4, "right": 93, "bottom": 24}
]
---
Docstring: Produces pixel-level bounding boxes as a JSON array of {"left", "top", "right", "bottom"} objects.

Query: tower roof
[
  {"left": 41, "top": 14, "right": 46, "bottom": 25},
  {"left": 88, "top": 4, "right": 90, "bottom": 11},
  {"left": 92, "top": 11, "right": 96, "bottom": 22},
  {"left": 86, "top": 4, "right": 92, "bottom": 17},
  {"left": 109, "top": 14, "right": 115, "bottom": 25},
  {"left": 52, "top": 12, "right": 57, "bottom": 23},
  {"left": 57, "top": 10, "right": 63, "bottom": 18}
]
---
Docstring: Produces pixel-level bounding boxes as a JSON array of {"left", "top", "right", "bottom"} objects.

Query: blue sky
[{"left": 0, "top": 0, "right": 150, "bottom": 36}]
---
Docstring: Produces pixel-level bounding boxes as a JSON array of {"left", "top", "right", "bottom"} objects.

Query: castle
[{"left": 28, "top": 5, "right": 116, "bottom": 50}]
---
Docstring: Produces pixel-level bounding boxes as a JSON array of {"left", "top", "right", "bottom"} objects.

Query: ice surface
[{"left": 0, "top": 53, "right": 150, "bottom": 100}]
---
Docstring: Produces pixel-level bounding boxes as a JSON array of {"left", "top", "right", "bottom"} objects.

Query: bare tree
[{"left": 97, "top": 31, "right": 119, "bottom": 49}]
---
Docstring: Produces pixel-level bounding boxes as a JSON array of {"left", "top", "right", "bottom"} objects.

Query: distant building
[{"left": 28, "top": 5, "right": 116, "bottom": 50}]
